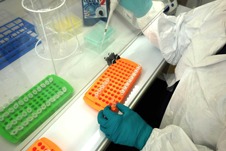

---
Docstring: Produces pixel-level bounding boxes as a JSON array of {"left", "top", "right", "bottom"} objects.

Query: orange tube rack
[
  {"left": 83, "top": 58, "right": 142, "bottom": 112},
  {"left": 27, "top": 137, "right": 61, "bottom": 151}
]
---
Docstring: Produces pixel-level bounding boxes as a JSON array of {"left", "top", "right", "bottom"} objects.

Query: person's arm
[
  {"left": 98, "top": 103, "right": 152, "bottom": 150},
  {"left": 137, "top": 0, "right": 226, "bottom": 65},
  {"left": 98, "top": 104, "right": 214, "bottom": 151},
  {"left": 142, "top": 125, "right": 213, "bottom": 151}
]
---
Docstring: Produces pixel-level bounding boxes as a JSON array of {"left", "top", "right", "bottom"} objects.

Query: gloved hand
[
  {"left": 97, "top": 103, "right": 153, "bottom": 150},
  {"left": 119, "top": 0, "right": 153, "bottom": 18}
]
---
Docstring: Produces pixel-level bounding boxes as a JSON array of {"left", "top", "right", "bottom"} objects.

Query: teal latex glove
[
  {"left": 98, "top": 103, "right": 153, "bottom": 150},
  {"left": 119, "top": 0, "right": 153, "bottom": 18}
]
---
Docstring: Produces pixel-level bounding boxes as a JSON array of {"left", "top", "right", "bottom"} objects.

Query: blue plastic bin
[{"left": 0, "top": 17, "right": 40, "bottom": 70}]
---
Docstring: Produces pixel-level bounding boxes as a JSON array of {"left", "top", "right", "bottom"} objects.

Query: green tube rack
[{"left": 0, "top": 75, "right": 74, "bottom": 143}]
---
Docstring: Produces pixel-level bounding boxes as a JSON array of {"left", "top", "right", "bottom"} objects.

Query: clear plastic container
[
  {"left": 22, "top": 0, "right": 82, "bottom": 75},
  {"left": 84, "top": 20, "right": 116, "bottom": 54}
]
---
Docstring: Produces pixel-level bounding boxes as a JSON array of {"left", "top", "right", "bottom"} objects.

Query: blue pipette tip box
[
  {"left": 0, "top": 17, "right": 40, "bottom": 70},
  {"left": 84, "top": 20, "right": 115, "bottom": 53}
]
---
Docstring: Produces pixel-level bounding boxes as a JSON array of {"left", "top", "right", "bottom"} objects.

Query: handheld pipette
[{"left": 101, "top": 0, "right": 120, "bottom": 47}]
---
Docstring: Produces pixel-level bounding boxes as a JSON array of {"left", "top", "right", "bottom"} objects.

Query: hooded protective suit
[{"left": 139, "top": 0, "right": 226, "bottom": 150}]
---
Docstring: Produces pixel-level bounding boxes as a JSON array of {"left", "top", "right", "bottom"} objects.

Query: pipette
[{"left": 101, "top": 0, "right": 120, "bottom": 47}]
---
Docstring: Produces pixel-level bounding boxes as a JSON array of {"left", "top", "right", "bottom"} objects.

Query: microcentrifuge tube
[
  {"left": 46, "top": 101, "right": 51, "bottom": 107},
  {"left": 54, "top": 94, "right": 59, "bottom": 100},
  {"left": 5, "top": 123, "right": 12, "bottom": 130},
  {"left": 49, "top": 98, "right": 55, "bottom": 103},
  {"left": 111, "top": 99, "right": 116, "bottom": 107},
  {"left": 9, "top": 99, "right": 14, "bottom": 104},
  {"left": 62, "top": 87, "right": 67, "bottom": 93},
  {"left": 112, "top": 103, "right": 116, "bottom": 107},
  {"left": 8, "top": 108, "right": 15, "bottom": 113},
  {"left": 22, "top": 111, "right": 27, "bottom": 117},
  {"left": 49, "top": 77, "right": 53, "bottom": 83},
  {"left": 134, "top": 69, "right": 139, "bottom": 73},
  {"left": 123, "top": 86, "right": 128, "bottom": 90},
  {"left": 127, "top": 79, "right": 132, "bottom": 84},
  {"left": 3, "top": 111, "right": 9, "bottom": 117},
  {"left": 14, "top": 96, "right": 19, "bottom": 100},
  {"left": 105, "top": 78, "right": 110, "bottom": 82},
  {"left": 0, "top": 107, "right": 4, "bottom": 112},
  {"left": 16, "top": 125, "right": 24, "bottom": 131},
  {"left": 45, "top": 80, "right": 49, "bottom": 85},
  {"left": 13, "top": 103, "right": 19, "bottom": 109},
  {"left": 18, "top": 100, "right": 24, "bottom": 106},
  {"left": 16, "top": 115, "right": 23, "bottom": 121},
  {"left": 120, "top": 90, "right": 125, "bottom": 95},
  {"left": 28, "top": 93, "right": 33, "bottom": 99},
  {"left": 95, "top": 92, "right": 99, "bottom": 98},
  {"left": 37, "top": 86, "right": 42, "bottom": 92},
  {"left": 23, "top": 97, "right": 29, "bottom": 102},
  {"left": 58, "top": 91, "right": 63, "bottom": 96},
  {"left": 10, "top": 129, "right": 18, "bottom": 136},
  {"left": 11, "top": 120, "right": 17, "bottom": 125},
  {"left": 21, "top": 121, "right": 29, "bottom": 127},
  {"left": 129, "top": 76, "right": 134, "bottom": 81},
  {"left": 32, "top": 113, "right": 38, "bottom": 118},
  {"left": 98, "top": 88, "right": 102, "bottom": 92},
  {"left": 33, "top": 90, "right": 38, "bottom": 95},
  {"left": 40, "top": 83, "right": 46, "bottom": 88},
  {"left": 26, "top": 116, "right": 33, "bottom": 122},
  {"left": 41, "top": 104, "right": 46, "bottom": 110},
  {"left": 36, "top": 108, "right": 42, "bottom": 114},
  {"left": 0, "top": 116, "right": 4, "bottom": 122},
  {"left": 27, "top": 107, "right": 32, "bottom": 113},
  {"left": 100, "top": 87, "right": 104, "bottom": 91},
  {"left": 4, "top": 103, "right": 9, "bottom": 108},
  {"left": 125, "top": 83, "right": 130, "bottom": 87},
  {"left": 103, "top": 81, "right": 108, "bottom": 86},
  {"left": 132, "top": 73, "right": 136, "bottom": 76}
]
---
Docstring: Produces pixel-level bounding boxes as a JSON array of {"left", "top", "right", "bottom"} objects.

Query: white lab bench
[{"left": 18, "top": 35, "right": 166, "bottom": 151}]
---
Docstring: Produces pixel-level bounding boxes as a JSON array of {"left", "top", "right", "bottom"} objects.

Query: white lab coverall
[{"left": 137, "top": 0, "right": 226, "bottom": 150}]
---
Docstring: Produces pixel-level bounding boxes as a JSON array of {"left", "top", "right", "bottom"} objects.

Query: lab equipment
[
  {"left": 22, "top": 0, "right": 81, "bottom": 75},
  {"left": 83, "top": 57, "right": 142, "bottom": 112},
  {"left": 0, "top": 16, "right": 39, "bottom": 70},
  {"left": 27, "top": 137, "right": 62, "bottom": 151},
  {"left": 82, "top": 0, "right": 109, "bottom": 26},
  {"left": 164, "top": 0, "right": 178, "bottom": 15},
  {"left": 98, "top": 104, "right": 153, "bottom": 150},
  {"left": 0, "top": 75, "right": 74, "bottom": 143},
  {"left": 84, "top": 20, "right": 115, "bottom": 53},
  {"left": 102, "top": 0, "right": 120, "bottom": 46}
]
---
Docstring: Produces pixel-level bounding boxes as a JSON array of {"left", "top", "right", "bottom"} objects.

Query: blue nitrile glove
[
  {"left": 98, "top": 103, "right": 153, "bottom": 150},
  {"left": 119, "top": 0, "right": 153, "bottom": 18}
]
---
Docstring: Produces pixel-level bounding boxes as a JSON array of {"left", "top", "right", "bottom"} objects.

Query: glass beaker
[{"left": 22, "top": 0, "right": 82, "bottom": 75}]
